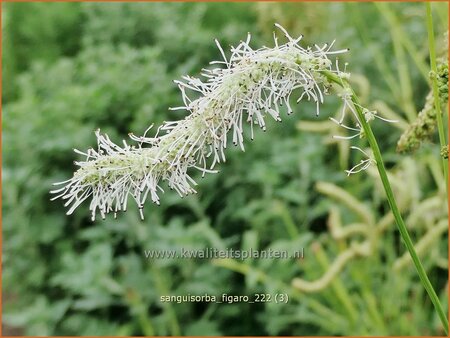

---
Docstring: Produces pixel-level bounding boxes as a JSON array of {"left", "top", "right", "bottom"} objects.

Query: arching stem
[{"left": 324, "top": 70, "right": 449, "bottom": 334}]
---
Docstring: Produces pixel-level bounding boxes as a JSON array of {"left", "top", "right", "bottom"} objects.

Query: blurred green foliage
[{"left": 2, "top": 2, "right": 448, "bottom": 336}]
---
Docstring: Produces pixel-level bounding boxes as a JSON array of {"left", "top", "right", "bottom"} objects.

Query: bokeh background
[{"left": 2, "top": 2, "right": 448, "bottom": 336}]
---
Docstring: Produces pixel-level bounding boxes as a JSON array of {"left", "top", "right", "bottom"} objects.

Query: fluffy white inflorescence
[{"left": 51, "top": 24, "right": 350, "bottom": 221}]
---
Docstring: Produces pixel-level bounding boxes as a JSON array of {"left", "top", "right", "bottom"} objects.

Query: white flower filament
[{"left": 51, "top": 24, "right": 350, "bottom": 221}]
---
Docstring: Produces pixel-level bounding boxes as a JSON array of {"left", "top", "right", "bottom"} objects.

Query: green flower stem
[
  {"left": 314, "top": 243, "right": 359, "bottom": 324},
  {"left": 324, "top": 70, "right": 449, "bottom": 334},
  {"left": 375, "top": 3, "right": 416, "bottom": 122},
  {"left": 126, "top": 289, "right": 155, "bottom": 336},
  {"left": 426, "top": 2, "right": 449, "bottom": 188},
  {"left": 375, "top": 3, "right": 429, "bottom": 81},
  {"left": 212, "top": 258, "right": 349, "bottom": 328}
]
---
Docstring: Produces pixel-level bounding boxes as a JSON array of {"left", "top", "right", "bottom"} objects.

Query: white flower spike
[{"left": 51, "top": 24, "right": 350, "bottom": 221}]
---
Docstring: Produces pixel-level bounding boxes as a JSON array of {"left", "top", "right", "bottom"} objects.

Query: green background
[{"left": 2, "top": 2, "right": 448, "bottom": 335}]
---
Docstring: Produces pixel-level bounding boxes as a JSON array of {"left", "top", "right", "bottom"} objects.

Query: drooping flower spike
[{"left": 52, "top": 24, "right": 352, "bottom": 221}]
